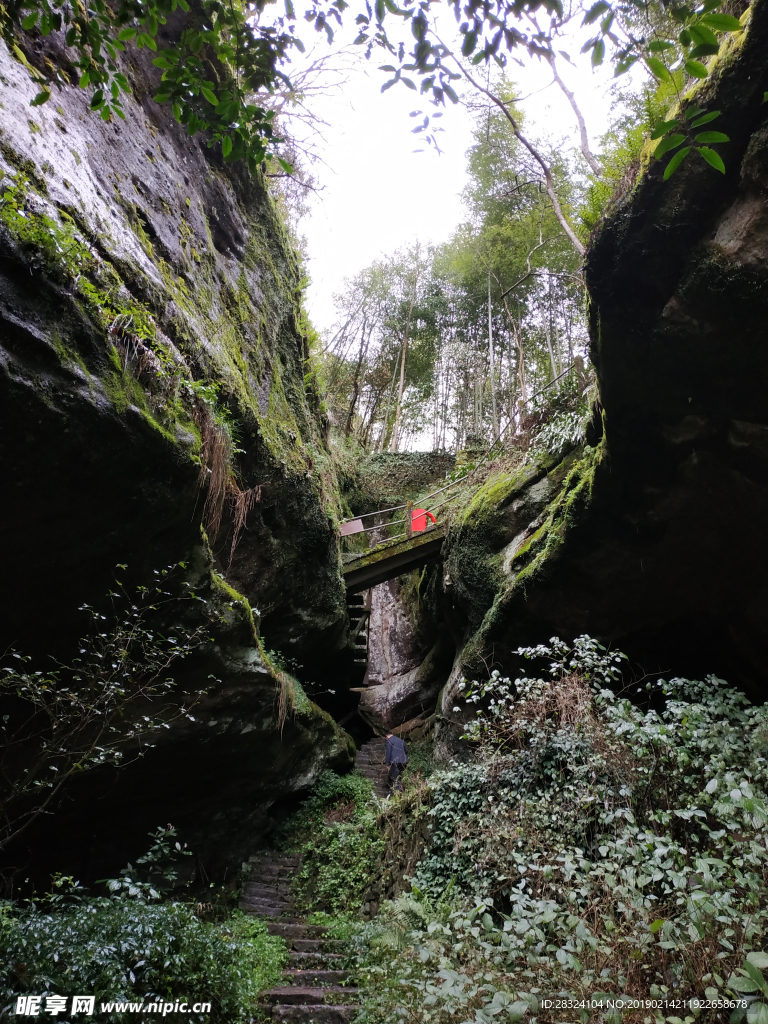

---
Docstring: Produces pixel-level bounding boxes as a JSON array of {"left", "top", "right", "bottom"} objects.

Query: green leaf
[
  {"left": 743, "top": 961, "right": 768, "bottom": 997},
  {"left": 201, "top": 88, "right": 218, "bottom": 105},
  {"left": 79, "top": 71, "right": 91, "bottom": 88},
  {"left": 685, "top": 59, "right": 709, "bottom": 78},
  {"left": 690, "top": 42, "right": 719, "bottom": 58},
  {"left": 117, "top": 27, "right": 137, "bottom": 40},
  {"left": 694, "top": 131, "right": 729, "bottom": 144},
  {"left": 21, "top": 12, "right": 38, "bottom": 29},
  {"left": 30, "top": 89, "right": 51, "bottom": 106},
  {"left": 648, "top": 39, "right": 674, "bottom": 51},
  {"left": 655, "top": 133, "right": 686, "bottom": 158},
  {"left": 698, "top": 146, "right": 725, "bottom": 173},
  {"left": 650, "top": 118, "right": 680, "bottom": 139},
  {"left": 689, "top": 23, "right": 718, "bottom": 46},
  {"left": 592, "top": 39, "right": 605, "bottom": 66},
  {"left": 90, "top": 89, "right": 104, "bottom": 110},
  {"left": 691, "top": 110, "right": 720, "bottom": 127},
  {"left": 221, "top": 135, "right": 232, "bottom": 157},
  {"left": 650, "top": 919, "right": 664, "bottom": 933},
  {"left": 647, "top": 56, "right": 671, "bottom": 81},
  {"left": 461, "top": 30, "right": 477, "bottom": 56},
  {"left": 582, "top": 1, "right": 611, "bottom": 26},
  {"left": 730, "top": 975, "right": 759, "bottom": 993},
  {"left": 664, "top": 146, "right": 691, "bottom": 179},
  {"left": 747, "top": 1002, "right": 768, "bottom": 1024},
  {"left": 700, "top": 13, "right": 743, "bottom": 31},
  {"left": 748, "top": 954, "right": 768, "bottom": 971}
]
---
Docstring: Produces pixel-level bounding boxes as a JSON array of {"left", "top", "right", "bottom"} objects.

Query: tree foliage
[
  {"left": 0, "top": 0, "right": 750, "bottom": 171},
  {"left": 324, "top": 86, "right": 589, "bottom": 452}
]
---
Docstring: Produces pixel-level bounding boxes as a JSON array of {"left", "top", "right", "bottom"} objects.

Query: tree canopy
[{"left": 1, "top": 0, "right": 749, "bottom": 173}]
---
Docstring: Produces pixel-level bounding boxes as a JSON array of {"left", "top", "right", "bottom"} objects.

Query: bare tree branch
[
  {"left": 453, "top": 57, "right": 586, "bottom": 258},
  {"left": 546, "top": 54, "right": 603, "bottom": 177}
]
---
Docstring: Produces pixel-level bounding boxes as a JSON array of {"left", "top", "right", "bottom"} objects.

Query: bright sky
[{"left": 290, "top": 23, "right": 642, "bottom": 335}]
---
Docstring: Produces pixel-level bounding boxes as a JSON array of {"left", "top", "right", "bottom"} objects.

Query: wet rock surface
[
  {"left": 0, "top": 34, "right": 352, "bottom": 879},
  {"left": 430, "top": 8, "right": 768, "bottom": 722}
]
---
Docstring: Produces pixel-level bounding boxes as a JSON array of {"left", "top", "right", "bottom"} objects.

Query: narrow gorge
[{"left": 2, "top": 1, "right": 768, "bottom": 1020}]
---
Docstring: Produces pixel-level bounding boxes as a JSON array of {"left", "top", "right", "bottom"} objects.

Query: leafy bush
[
  {"left": 350, "top": 636, "right": 768, "bottom": 1023},
  {"left": 0, "top": 832, "right": 285, "bottom": 1022},
  {"left": 279, "top": 770, "right": 385, "bottom": 915}
]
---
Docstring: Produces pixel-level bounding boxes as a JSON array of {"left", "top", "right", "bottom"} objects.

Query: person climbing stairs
[
  {"left": 241, "top": 853, "right": 360, "bottom": 1021},
  {"left": 354, "top": 737, "right": 389, "bottom": 798}
]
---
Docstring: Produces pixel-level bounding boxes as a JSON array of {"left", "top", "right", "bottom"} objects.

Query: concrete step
[
  {"left": 261, "top": 988, "right": 358, "bottom": 1006},
  {"left": 283, "top": 970, "right": 350, "bottom": 986},
  {"left": 268, "top": 1005, "right": 357, "bottom": 1023}
]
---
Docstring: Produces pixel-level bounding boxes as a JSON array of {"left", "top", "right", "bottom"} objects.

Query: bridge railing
[{"left": 340, "top": 362, "right": 578, "bottom": 555}]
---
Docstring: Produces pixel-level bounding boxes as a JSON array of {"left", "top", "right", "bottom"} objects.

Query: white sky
[{"left": 288, "top": 25, "right": 642, "bottom": 334}]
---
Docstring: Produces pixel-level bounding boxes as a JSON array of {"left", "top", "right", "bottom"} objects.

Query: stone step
[
  {"left": 262, "top": 988, "right": 358, "bottom": 1006},
  {"left": 242, "top": 898, "right": 293, "bottom": 912},
  {"left": 288, "top": 952, "right": 343, "bottom": 967},
  {"left": 244, "top": 882, "right": 292, "bottom": 898},
  {"left": 248, "top": 855, "right": 301, "bottom": 866},
  {"left": 240, "top": 903, "right": 298, "bottom": 919},
  {"left": 267, "top": 922, "right": 328, "bottom": 940},
  {"left": 292, "top": 938, "right": 347, "bottom": 953},
  {"left": 248, "top": 865, "right": 293, "bottom": 878},
  {"left": 268, "top": 1004, "right": 357, "bottom": 1023},
  {"left": 243, "top": 886, "right": 293, "bottom": 899},
  {"left": 283, "top": 970, "right": 350, "bottom": 986}
]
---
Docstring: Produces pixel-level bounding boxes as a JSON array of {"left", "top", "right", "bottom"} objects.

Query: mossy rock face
[
  {"left": 0, "top": 34, "right": 352, "bottom": 876},
  {"left": 435, "top": 1, "right": 768, "bottom": 711}
]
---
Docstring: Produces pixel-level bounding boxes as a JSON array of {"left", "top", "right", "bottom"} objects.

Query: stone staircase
[
  {"left": 241, "top": 853, "right": 360, "bottom": 1022},
  {"left": 355, "top": 738, "right": 388, "bottom": 799}
]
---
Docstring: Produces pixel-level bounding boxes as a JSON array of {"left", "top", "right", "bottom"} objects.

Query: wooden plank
[{"left": 343, "top": 533, "right": 444, "bottom": 592}]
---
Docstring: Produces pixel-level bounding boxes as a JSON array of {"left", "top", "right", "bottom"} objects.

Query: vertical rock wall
[{"left": 0, "top": 33, "right": 353, "bottom": 879}]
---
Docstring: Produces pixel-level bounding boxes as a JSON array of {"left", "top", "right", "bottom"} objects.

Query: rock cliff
[
  {"left": 432, "top": 3, "right": 768, "bottom": 730},
  {"left": 0, "top": 31, "right": 353, "bottom": 880}
]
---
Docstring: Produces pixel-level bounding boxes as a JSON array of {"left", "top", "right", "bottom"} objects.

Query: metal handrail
[{"left": 339, "top": 363, "right": 577, "bottom": 530}]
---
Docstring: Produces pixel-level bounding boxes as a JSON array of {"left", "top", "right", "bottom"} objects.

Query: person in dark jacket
[{"left": 384, "top": 732, "right": 408, "bottom": 792}]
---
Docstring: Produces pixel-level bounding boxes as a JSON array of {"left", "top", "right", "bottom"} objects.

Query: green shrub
[
  {"left": 279, "top": 770, "right": 385, "bottom": 915},
  {"left": 349, "top": 637, "right": 768, "bottom": 1023},
  {"left": 0, "top": 834, "right": 286, "bottom": 1023}
]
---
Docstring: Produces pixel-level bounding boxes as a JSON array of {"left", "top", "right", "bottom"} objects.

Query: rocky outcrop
[
  {"left": 0, "top": 31, "right": 353, "bottom": 879},
  {"left": 356, "top": 575, "right": 453, "bottom": 733},
  {"left": 433, "top": 3, "right": 768, "bottom": 724}
]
